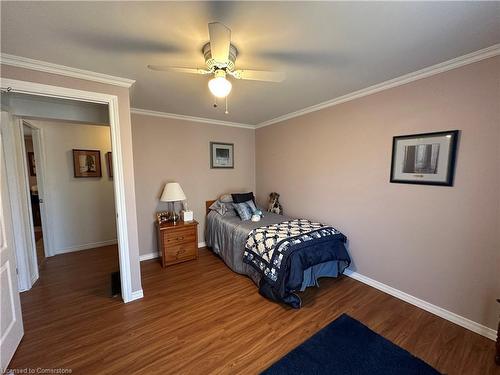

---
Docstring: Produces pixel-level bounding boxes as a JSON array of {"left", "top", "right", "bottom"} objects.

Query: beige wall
[
  {"left": 1, "top": 64, "right": 142, "bottom": 294},
  {"left": 131, "top": 113, "right": 255, "bottom": 255},
  {"left": 256, "top": 56, "right": 500, "bottom": 329}
]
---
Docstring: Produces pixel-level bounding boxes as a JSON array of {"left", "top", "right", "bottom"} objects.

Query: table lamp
[{"left": 160, "top": 182, "right": 186, "bottom": 224}]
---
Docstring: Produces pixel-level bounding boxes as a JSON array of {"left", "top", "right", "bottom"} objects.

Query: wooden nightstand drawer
[
  {"left": 157, "top": 220, "right": 198, "bottom": 268},
  {"left": 164, "top": 227, "right": 196, "bottom": 246},
  {"left": 164, "top": 243, "right": 197, "bottom": 264}
]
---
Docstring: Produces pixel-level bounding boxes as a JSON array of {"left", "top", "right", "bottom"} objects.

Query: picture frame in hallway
[
  {"left": 28, "top": 152, "right": 36, "bottom": 176},
  {"left": 210, "top": 142, "right": 234, "bottom": 169},
  {"left": 390, "top": 130, "right": 459, "bottom": 186},
  {"left": 106, "top": 152, "right": 113, "bottom": 178},
  {"left": 73, "top": 149, "right": 102, "bottom": 178}
]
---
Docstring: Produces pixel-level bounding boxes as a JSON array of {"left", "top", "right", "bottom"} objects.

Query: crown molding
[
  {"left": 130, "top": 107, "right": 255, "bottom": 129},
  {"left": 0, "top": 53, "right": 135, "bottom": 88},
  {"left": 256, "top": 43, "right": 500, "bottom": 128}
]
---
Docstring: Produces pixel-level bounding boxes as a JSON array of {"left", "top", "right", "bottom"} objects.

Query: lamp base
[{"left": 170, "top": 211, "right": 180, "bottom": 224}]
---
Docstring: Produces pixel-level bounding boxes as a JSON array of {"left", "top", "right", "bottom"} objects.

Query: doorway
[
  {"left": 19, "top": 118, "right": 119, "bottom": 285},
  {"left": 22, "top": 123, "right": 45, "bottom": 269},
  {"left": 0, "top": 78, "right": 139, "bottom": 302}
]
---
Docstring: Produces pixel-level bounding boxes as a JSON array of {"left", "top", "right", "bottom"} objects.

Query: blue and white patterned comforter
[{"left": 243, "top": 219, "right": 351, "bottom": 307}]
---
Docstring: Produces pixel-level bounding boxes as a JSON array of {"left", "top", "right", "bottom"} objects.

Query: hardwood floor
[{"left": 8, "top": 246, "right": 498, "bottom": 374}]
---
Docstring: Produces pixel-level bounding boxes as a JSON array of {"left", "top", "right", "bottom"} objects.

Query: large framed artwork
[
  {"left": 72, "top": 149, "right": 102, "bottom": 178},
  {"left": 390, "top": 130, "right": 459, "bottom": 186},
  {"left": 210, "top": 142, "right": 234, "bottom": 169}
]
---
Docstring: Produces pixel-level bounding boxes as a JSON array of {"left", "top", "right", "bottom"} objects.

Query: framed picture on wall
[
  {"left": 210, "top": 142, "right": 234, "bottom": 169},
  {"left": 390, "top": 130, "right": 459, "bottom": 186},
  {"left": 28, "top": 152, "right": 36, "bottom": 176},
  {"left": 72, "top": 149, "right": 102, "bottom": 178},
  {"left": 106, "top": 152, "right": 113, "bottom": 178}
]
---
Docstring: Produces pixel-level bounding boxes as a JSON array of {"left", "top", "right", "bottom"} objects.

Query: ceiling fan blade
[
  {"left": 147, "top": 65, "right": 210, "bottom": 75},
  {"left": 208, "top": 22, "right": 231, "bottom": 63},
  {"left": 230, "top": 69, "right": 285, "bottom": 82}
]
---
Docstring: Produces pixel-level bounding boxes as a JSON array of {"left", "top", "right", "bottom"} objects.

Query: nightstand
[{"left": 156, "top": 220, "right": 198, "bottom": 268}]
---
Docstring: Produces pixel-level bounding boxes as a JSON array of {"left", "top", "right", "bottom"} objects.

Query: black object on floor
[
  {"left": 111, "top": 271, "right": 121, "bottom": 297},
  {"left": 262, "top": 313, "right": 441, "bottom": 375}
]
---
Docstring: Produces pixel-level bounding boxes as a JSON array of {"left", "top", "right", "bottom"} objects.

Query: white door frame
[
  {"left": 1, "top": 112, "right": 38, "bottom": 291},
  {"left": 17, "top": 121, "right": 44, "bottom": 287},
  {"left": 22, "top": 121, "right": 54, "bottom": 259},
  {"left": 0, "top": 78, "right": 135, "bottom": 302}
]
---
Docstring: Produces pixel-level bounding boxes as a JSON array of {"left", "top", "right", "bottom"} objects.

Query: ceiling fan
[{"left": 148, "top": 22, "right": 285, "bottom": 113}]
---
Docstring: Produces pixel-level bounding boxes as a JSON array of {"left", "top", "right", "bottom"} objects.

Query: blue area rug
[{"left": 262, "top": 314, "right": 440, "bottom": 375}]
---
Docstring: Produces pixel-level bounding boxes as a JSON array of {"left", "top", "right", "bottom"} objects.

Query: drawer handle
[
  {"left": 176, "top": 248, "right": 186, "bottom": 256},
  {"left": 175, "top": 236, "right": 184, "bottom": 241}
]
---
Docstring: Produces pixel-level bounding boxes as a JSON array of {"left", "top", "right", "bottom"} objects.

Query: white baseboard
[
  {"left": 52, "top": 239, "right": 118, "bottom": 255},
  {"left": 344, "top": 269, "right": 496, "bottom": 341},
  {"left": 139, "top": 252, "right": 160, "bottom": 261},
  {"left": 30, "top": 273, "right": 38, "bottom": 286},
  {"left": 140, "top": 241, "right": 206, "bottom": 262},
  {"left": 128, "top": 289, "right": 144, "bottom": 302}
]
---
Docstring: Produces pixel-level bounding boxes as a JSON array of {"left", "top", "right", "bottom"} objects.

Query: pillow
[
  {"left": 233, "top": 200, "right": 255, "bottom": 221},
  {"left": 232, "top": 192, "right": 255, "bottom": 204},
  {"left": 219, "top": 194, "right": 233, "bottom": 203},
  {"left": 209, "top": 200, "right": 227, "bottom": 215},
  {"left": 246, "top": 199, "right": 258, "bottom": 213},
  {"left": 209, "top": 200, "right": 237, "bottom": 216}
]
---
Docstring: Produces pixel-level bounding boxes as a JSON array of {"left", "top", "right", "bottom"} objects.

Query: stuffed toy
[{"left": 268, "top": 192, "right": 283, "bottom": 215}]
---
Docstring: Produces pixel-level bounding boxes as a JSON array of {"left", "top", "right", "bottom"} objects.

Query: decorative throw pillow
[
  {"left": 209, "top": 200, "right": 227, "bottom": 215},
  {"left": 209, "top": 200, "right": 237, "bottom": 216},
  {"left": 232, "top": 192, "right": 255, "bottom": 204},
  {"left": 246, "top": 199, "right": 258, "bottom": 213},
  {"left": 233, "top": 201, "right": 254, "bottom": 221}
]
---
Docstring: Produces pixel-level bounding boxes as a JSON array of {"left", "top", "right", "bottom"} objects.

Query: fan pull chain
[
  {"left": 225, "top": 96, "right": 229, "bottom": 114},
  {"left": 213, "top": 96, "right": 218, "bottom": 108}
]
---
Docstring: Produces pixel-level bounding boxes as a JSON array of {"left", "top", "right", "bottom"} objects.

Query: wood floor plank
[{"left": 7, "top": 245, "right": 498, "bottom": 374}]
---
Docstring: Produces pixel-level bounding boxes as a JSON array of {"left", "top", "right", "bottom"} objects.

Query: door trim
[
  {"left": 22, "top": 121, "right": 54, "bottom": 259},
  {"left": 1, "top": 113, "right": 36, "bottom": 291},
  {"left": 0, "top": 78, "right": 138, "bottom": 302}
]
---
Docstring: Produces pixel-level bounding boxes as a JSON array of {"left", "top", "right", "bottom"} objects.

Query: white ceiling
[{"left": 2, "top": 2, "right": 499, "bottom": 126}]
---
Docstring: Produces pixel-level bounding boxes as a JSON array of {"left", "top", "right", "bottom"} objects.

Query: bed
[{"left": 205, "top": 198, "right": 351, "bottom": 308}]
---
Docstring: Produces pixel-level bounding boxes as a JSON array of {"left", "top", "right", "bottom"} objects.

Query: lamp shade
[{"left": 160, "top": 182, "right": 186, "bottom": 202}]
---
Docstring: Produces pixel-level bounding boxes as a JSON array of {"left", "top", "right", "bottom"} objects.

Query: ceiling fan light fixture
[{"left": 208, "top": 69, "right": 232, "bottom": 98}]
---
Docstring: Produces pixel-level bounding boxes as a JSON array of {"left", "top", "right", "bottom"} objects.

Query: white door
[
  {"left": 0, "top": 119, "right": 24, "bottom": 370},
  {"left": 29, "top": 125, "right": 51, "bottom": 259}
]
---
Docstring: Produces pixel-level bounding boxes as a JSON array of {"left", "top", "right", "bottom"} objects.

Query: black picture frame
[
  {"left": 390, "top": 130, "right": 459, "bottom": 186},
  {"left": 210, "top": 142, "right": 234, "bottom": 169}
]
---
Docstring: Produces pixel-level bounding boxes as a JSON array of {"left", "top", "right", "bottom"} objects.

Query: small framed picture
[
  {"left": 106, "top": 152, "right": 113, "bottom": 178},
  {"left": 210, "top": 142, "right": 234, "bottom": 169},
  {"left": 390, "top": 130, "right": 459, "bottom": 186},
  {"left": 73, "top": 149, "right": 102, "bottom": 178},
  {"left": 28, "top": 152, "right": 36, "bottom": 176}
]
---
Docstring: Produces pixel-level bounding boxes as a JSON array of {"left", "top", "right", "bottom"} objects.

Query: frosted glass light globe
[{"left": 208, "top": 76, "right": 232, "bottom": 98}]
